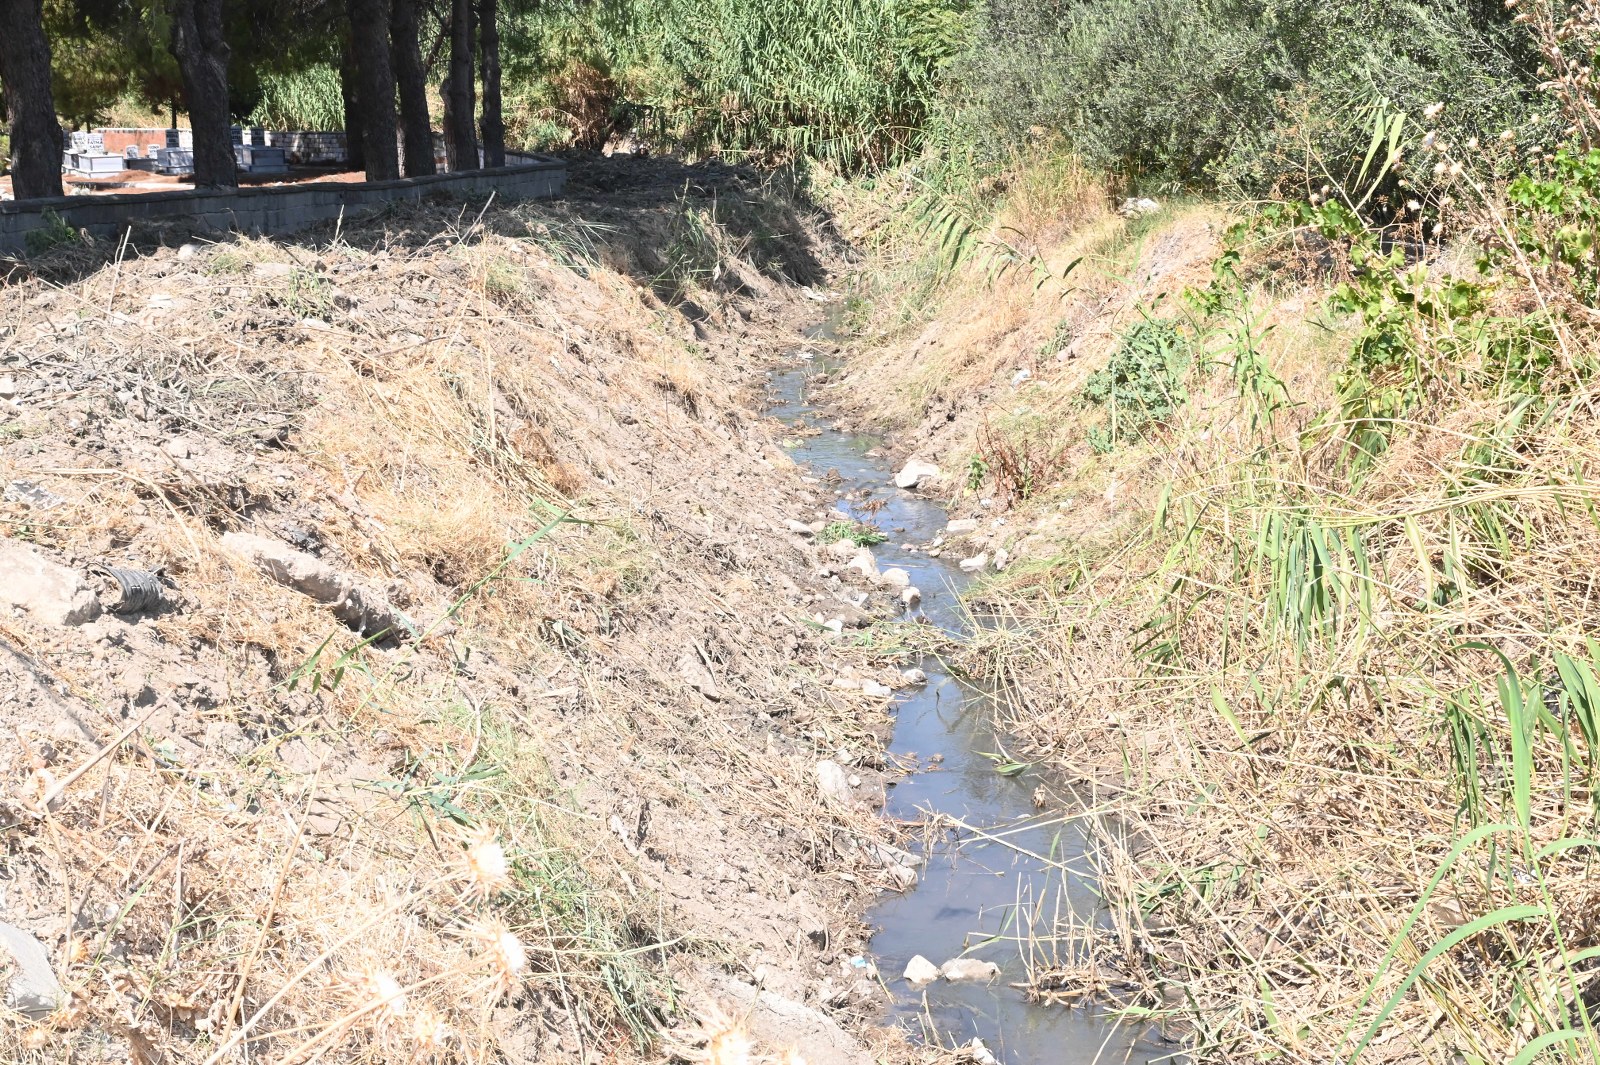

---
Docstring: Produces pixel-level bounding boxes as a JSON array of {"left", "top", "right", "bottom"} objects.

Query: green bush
[
  {"left": 1083, "top": 317, "right": 1191, "bottom": 452},
  {"left": 248, "top": 64, "right": 345, "bottom": 132},
  {"left": 561, "top": 0, "right": 975, "bottom": 169},
  {"left": 942, "top": 0, "right": 1536, "bottom": 198}
]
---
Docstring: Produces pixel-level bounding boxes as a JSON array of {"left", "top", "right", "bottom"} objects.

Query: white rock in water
[
  {"left": 816, "top": 760, "right": 852, "bottom": 804},
  {"left": 940, "top": 958, "right": 1001, "bottom": 983},
  {"left": 901, "top": 667, "right": 928, "bottom": 684},
  {"left": 886, "top": 863, "right": 918, "bottom": 890},
  {"left": 945, "top": 518, "right": 980, "bottom": 535},
  {"left": 902, "top": 586, "right": 922, "bottom": 608},
  {"left": 861, "top": 680, "right": 893, "bottom": 698},
  {"left": 958, "top": 553, "right": 989, "bottom": 573},
  {"left": 878, "top": 567, "right": 911, "bottom": 589},
  {"left": 902, "top": 955, "right": 941, "bottom": 986},
  {"left": 894, "top": 459, "right": 940, "bottom": 490},
  {"left": 966, "top": 1037, "right": 1001, "bottom": 1065}
]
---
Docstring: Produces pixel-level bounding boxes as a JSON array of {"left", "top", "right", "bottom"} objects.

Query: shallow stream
[{"left": 768, "top": 324, "right": 1171, "bottom": 1064}]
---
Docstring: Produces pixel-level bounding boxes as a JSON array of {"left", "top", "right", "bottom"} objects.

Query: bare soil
[{"left": 0, "top": 156, "right": 933, "bottom": 1065}]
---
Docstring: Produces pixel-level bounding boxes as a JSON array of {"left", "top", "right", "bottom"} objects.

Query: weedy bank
[{"left": 822, "top": 84, "right": 1600, "bottom": 1064}]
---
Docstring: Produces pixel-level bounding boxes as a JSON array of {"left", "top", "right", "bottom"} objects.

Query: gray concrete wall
[{"left": 0, "top": 158, "right": 566, "bottom": 256}]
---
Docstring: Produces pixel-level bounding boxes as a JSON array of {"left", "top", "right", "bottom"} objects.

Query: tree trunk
[
  {"left": 477, "top": 0, "right": 504, "bottom": 168},
  {"left": 444, "top": 0, "right": 476, "bottom": 171},
  {"left": 169, "top": 0, "right": 236, "bottom": 189},
  {"left": 0, "top": 0, "right": 64, "bottom": 200},
  {"left": 339, "top": 40, "right": 366, "bottom": 174},
  {"left": 347, "top": 0, "right": 399, "bottom": 181},
  {"left": 390, "top": 0, "right": 435, "bottom": 177}
]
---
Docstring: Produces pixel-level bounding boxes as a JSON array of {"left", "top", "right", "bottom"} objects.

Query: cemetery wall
[{"left": 0, "top": 158, "right": 566, "bottom": 256}]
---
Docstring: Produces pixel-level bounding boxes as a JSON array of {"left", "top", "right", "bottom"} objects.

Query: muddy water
[{"left": 769, "top": 328, "right": 1171, "bottom": 1064}]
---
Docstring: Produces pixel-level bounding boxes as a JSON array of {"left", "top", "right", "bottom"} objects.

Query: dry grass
[
  {"left": 836, "top": 147, "right": 1600, "bottom": 1062},
  {"left": 0, "top": 172, "right": 907, "bottom": 1065}
]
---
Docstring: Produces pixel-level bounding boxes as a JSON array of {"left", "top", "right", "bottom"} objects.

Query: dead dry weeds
[{"left": 0, "top": 158, "right": 931, "bottom": 1065}]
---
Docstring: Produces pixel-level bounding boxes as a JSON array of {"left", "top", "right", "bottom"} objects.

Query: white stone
[
  {"left": 966, "top": 1037, "right": 1000, "bottom": 1065},
  {"left": 901, "top": 586, "right": 922, "bottom": 609},
  {"left": 0, "top": 922, "right": 61, "bottom": 1017},
  {"left": 0, "top": 539, "right": 101, "bottom": 626},
  {"left": 785, "top": 519, "right": 815, "bottom": 536},
  {"left": 993, "top": 549, "right": 1010, "bottom": 571},
  {"left": 940, "top": 958, "right": 1001, "bottom": 983},
  {"left": 885, "top": 863, "right": 917, "bottom": 890},
  {"left": 958, "top": 553, "right": 989, "bottom": 574},
  {"left": 1011, "top": 367, "right": 1031, "bottom": 386},
  {"left": 0, "top": 376, "right": 15, "bottom": 399},
  {"left": 824, "top": 618, "right": 845, "bottom": 634},
  {"left": 860, "top": 680, "right": 892, "bottom": 698},
  {"left": 846, "top": 549, "right": 878, "bottom": 579},
  {"left": 945, "top": 518, "right": 980, "bottom": 535},
  {"left": 877, "top": 567, "right": 911, "bottom": 589},
  {"left": 816, "top": 760, "right": 852, "bottom": 804},
  {"left": 894, "top": 459, "right": 940, "bottom": 490},
  {"left": 902, "top": 955, "right": 940, "bottom": 986},
  {"left": 901, "top": 668, "right": 927, "bottom": 685}
]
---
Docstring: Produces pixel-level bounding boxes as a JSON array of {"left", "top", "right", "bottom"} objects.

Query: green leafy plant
[
  {"left": 25, "top": 211, "right": 78, "bottom": 256},
  {"left": 820, "top": 520, "right": 886, "bottom": 546},
  {"left": 1082, "top": 316, "right": 1190, "bottom": 452},
  {"left": 966, "top": 452, "right": 989, "bottom": 491}
]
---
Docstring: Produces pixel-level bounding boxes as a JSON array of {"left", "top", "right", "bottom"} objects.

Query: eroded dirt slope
[{"left": 0, "top": 159, "right": 924, "bottom": 1065}]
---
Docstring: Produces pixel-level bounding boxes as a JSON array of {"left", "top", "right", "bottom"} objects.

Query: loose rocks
[
  {"left": 958, "top": 553, "right": 989, "bottom": 573},
  {"left": 0, "top": 539, "right": 101, "bottom": 626},
  {"left": 221, "top": 532, "right": 414, "bottom": 639},
  {"left": 0, "top": 922, "right": 62, "bottom": 1016},
  {"left": 816, "top": 760, "right": 852, "bottom": 804},
  {"left": 877, "top": 567, "right": 911, "bottom": 589},
  {"left": 894, "top": 459, "right": 940, "bottom": 490},
  {"left": 940, "top": 958, "right": 1001, "bottom": 983},
  {"left": 902, "top": 955, "right": 940, "bottom": 986}
]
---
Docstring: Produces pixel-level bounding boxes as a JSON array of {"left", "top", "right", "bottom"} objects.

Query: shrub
[
  {"left": 941, "top": 0, "right": 1537, "bottom": 198},
  {"left": 1083, "top": 317, "right": 1191, "bottom": 452}
]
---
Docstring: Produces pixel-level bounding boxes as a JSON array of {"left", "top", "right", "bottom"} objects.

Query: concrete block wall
[{"left": 0, "top": 158, "right": 566, "bottom": 256}]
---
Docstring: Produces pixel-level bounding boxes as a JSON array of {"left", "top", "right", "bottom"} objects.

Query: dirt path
[{"left": 0, "top": 156, "right": 937, "bottom": 1065}]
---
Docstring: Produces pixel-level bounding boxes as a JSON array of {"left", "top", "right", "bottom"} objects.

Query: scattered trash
[
  {"left": 91, "top": 564, "right": 164, "bottom": 613},
  {"left": 3, "top": 480, "right": 65, "bottom": 509}
]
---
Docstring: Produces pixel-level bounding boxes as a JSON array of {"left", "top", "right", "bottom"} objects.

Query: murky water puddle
[{"left": 768, "top": 322, "right": 1173, "bottom": 1064}]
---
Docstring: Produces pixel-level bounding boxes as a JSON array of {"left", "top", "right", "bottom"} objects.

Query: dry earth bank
[{"left": 0, "top": 158, "right": 937, "bottom": 1065}]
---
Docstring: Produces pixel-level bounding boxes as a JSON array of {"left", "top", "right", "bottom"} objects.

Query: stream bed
[{"left": 769, "top": 329, "right": 1173, "bottom": 1064}]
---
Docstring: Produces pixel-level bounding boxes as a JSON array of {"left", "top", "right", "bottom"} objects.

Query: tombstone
[
  {"left": 124, "top": 145, "right": 141, "bottom": 160},
  {"left": 147, "top": 143, "right": 163, "bottom": 160},
  {"left": 230, "top": 125, "right": 243, "bottom": 146},
  {"left": 87, "top": 133, "right": 105, "bottom": 153},
  {"left": 69, "top": 131, "right": 89, "bottom": 151},
  {"left": 165, "top": 129, "right": 180, "bottom": 148}
]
